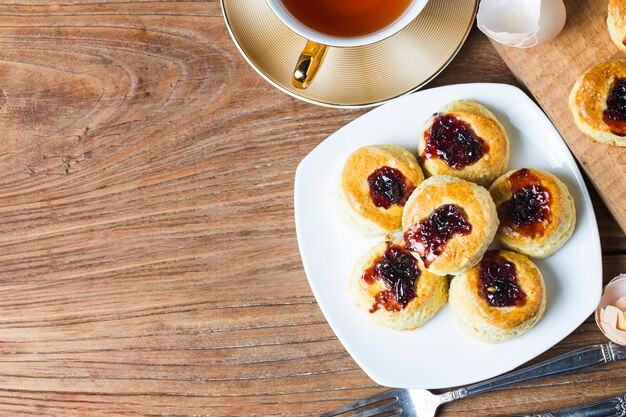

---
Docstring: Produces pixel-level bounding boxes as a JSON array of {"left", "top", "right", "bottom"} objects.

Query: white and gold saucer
[{"left": 221, "top": 0, "right": 479, "bottom": 108}]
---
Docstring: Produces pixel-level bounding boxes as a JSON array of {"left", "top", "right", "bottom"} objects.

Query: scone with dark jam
[
  {"left": 478, "top": 250, "right": 526, "bottom": 307},
  {"left": 367, "top": 166, "right": 416, "bottom": 209},
  {"left": 340, "top": 145, "right": 424, "bottom": 235},
  {"left": 448, "top": 249, "right": 546, "bottom": 342},
  {"left": 490, "top": 168, "right": 575, "bottom": 258},
  {"left": 417, "top": 101, "right": 509, "bottom": 186},
  {"left": 349, "top": 238, "right": 449, "bottom": 330},
  {"left": 569, "top": 59, "right": 626, "bottom": 147},
  {"left": 362, "top": 244, "right": 420, "bottom": 313},
  {"left": 404, "top": 204, "right": 472, "bottom": 268},
  {"left": 402, "top": 175, "right": 499, "bottom": 276},
  {"left": 603, "top": 78, "right": 626, "bottom": 136},
  {"left": 497, "top": 169, "right": 552, "bottom": 238},
  {"left": 423, "top": 114, "right": 490, "bottom": 169}
]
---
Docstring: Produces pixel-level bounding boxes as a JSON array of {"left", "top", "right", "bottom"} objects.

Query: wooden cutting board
[{"left": 491, "top": 0, "right": 626, "bottom": 234}]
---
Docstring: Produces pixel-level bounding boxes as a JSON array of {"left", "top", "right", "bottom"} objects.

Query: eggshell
[
  {"left": 477, "top": 0, "right": 566, "bottom": 48},
  {"left": 603, "top": 325, "right": 626, "bottom": 345},
  {"left": 595, "top": 274, "right": 626, "bottom": 345},
  {"left": 602, "top": 305, "right": 621, "bottom": 327},
  {"left": 618, "top": 311, "right": 626, "bottom": 332}
]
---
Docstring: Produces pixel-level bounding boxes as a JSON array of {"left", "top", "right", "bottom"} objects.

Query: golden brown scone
[
  {"left": 490, "top": 168, "right": 575, "bottom": 258},
  {"left": 449, "top": 250, "right": 546, "bottom": 343},
  {"left": 402, "top": 176, "right": 498, "bottom": 276},
  {"left": 417, "top": 100, "right": 509, "bottom": 186},
  {"left": 349, "top": 237, "right": 448, "bottom": 331},
  {"left": 569, "top": 60, "right": 626, "bottom": 147},
  {"left": 608, "top": 0, "right": 626, "bottom": 53},
  {"left": 339, "top": 145, "right": 424, "bottom": 236}
]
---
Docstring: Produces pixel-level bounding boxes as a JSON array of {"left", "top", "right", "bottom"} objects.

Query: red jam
[
  {"left": 603, "top": 78, "right": 626, "bottom": 136},
  {"left": 497, "top": 169, "right": 551, "bottom": 238},
  {"left": 362, "top": 244, "right": 421, "bottom": 313},
  {"left": 367, "top": 166, "right": 415, "bottom": 209},
  {"left": 422, "top": 114, "right": 489, "bottom": 169},
  {"left": 478, "top": 250, "right": 526, "bottom": 307},
  {"left": 404, "top": 204, "right": 472, "bottom": 268}
]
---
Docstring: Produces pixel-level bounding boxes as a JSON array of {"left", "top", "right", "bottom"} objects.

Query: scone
[
  {"left": 490, "top": 168, "right": 575, "bottom": 258},
  {"left": 349, "top": 237, "right": 448, "bottom": 331},
  {"left": 402, "top": 175, "right": 498, "bottom": 276},
  {"left": 339, "top": 145, "right": 424, "bottom": 236},
  {"left": 417, "top": 100, "right": 509, "bottom": 186},
  {"left": 608, "top": 0, "right": 626, "bottom": 53},
  {"left": 569, "top": 60, "right": 626, "bottom": 147},
  {"left": 449, "top": 250, "right": 546, "bottom": 343}
]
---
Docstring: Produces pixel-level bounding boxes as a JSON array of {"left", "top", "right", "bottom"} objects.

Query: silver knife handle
[
  {"left": 440, "top": 343, "right": 626, "bottom": 402},
  {"left": 522, "top": 394, "right": 626, "bottom": 417}
]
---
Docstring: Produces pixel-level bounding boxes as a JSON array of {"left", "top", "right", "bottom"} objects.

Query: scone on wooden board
[
  {"left": 449, "top": 249, "right": 546, "bottom": 343},
  {"left": 402, "top": 175, "right": 498, "bottom": 276},
  {"left": 608, "top": 0, "right": 626, "bottom": 53},
  {"left": 490, "top": 168, "right": 576, "bottom": 258},
  {"left": 569, "top": 59, "right": 626, "bottom": 147},
  {"left": 339, "top": 145, "right": 424, "bottom": 236},
  {"left": 349, "top": 237, "right": 448, "bottom": 331},
  {"left": 417, "top": 100, "right": 509, "bottom": 186}
]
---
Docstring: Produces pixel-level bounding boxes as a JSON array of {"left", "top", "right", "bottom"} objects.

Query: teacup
[{"left": 265, "top": 0, "right": 430, "bottom": 89}]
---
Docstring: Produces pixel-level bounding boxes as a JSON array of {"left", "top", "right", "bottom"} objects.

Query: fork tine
[
  {"left": 320, "top": 389, "right": 402, "bottom": 417},
  {"left": 351, "top": 401, "right": 402, "bottom": 417}
]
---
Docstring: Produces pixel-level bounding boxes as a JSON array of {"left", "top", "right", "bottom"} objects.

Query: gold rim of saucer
[{"left": 220, "top": 0, "right": 479, "bottom": 108}]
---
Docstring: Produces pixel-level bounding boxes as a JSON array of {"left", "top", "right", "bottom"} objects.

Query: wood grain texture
[
  {"left": 0, "top": 1, "right": 622, "bottom": 416},
  {"left": 491, "top": 0, "right": 626, "bottom": 233}
]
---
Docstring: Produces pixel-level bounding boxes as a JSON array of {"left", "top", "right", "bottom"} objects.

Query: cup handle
[{"left": 292, "top": 40, "right": 328, "bottom": 89}]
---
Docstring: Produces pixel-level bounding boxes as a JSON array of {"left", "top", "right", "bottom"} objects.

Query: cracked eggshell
[
  {"left": 595, "top": 274, "right": 626, "bottom": 345},
  {"left": 477, "top": 0, "right": 566, "bottom": 48}
]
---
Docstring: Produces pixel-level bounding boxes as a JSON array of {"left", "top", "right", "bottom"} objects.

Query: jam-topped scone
[
  {"left": 349, "top": 237, "right": 448, "bottom": 330},
  {"left": 402, "top": 176, "right": 498, "bottom": 276},
  {"left": 608, "top": 1, "right": 626, "bottom": 53},
  {"left": 417, "top": 101, "right": 509, "bottom": 186},
  {"left": 569, "top": 60, "right": 626, "bottom": 147},
  {"left": 339, "top": 145, "right": 424, "bottom": 236},
  {"left": 449, "top": 250, "right": 546, "bottom": 343},
  {"left": 490, "top": 168, "right": 575, "bottom": 258}
]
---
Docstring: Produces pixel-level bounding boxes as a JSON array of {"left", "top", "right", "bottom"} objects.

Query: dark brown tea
[{"left": 279, "top": 0, "right": 415, "bottom": 38}]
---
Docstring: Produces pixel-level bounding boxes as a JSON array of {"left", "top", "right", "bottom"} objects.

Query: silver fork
[{"left": 322, "top": 342, "right": 626, "bottom": 417}]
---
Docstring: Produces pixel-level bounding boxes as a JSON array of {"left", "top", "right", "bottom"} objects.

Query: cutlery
[
  {"left": 514, "top": 392, "right": 626, "bottom": 417},
  {"left": 321, "top": 342, "right": 626, "bottom": 417}
]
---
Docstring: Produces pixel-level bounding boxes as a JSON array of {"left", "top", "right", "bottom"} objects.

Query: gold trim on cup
[{"left": 293, "top": 41, "right": 329, "bottom": 89}]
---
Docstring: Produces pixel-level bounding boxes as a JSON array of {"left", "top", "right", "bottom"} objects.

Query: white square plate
[{"left": 294, "top": 84, "right": 602, "bottom": 389}]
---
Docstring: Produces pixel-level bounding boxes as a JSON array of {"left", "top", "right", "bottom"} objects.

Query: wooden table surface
[{"left": 0, "top": 1, "right": 624, "bottom": 416}]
